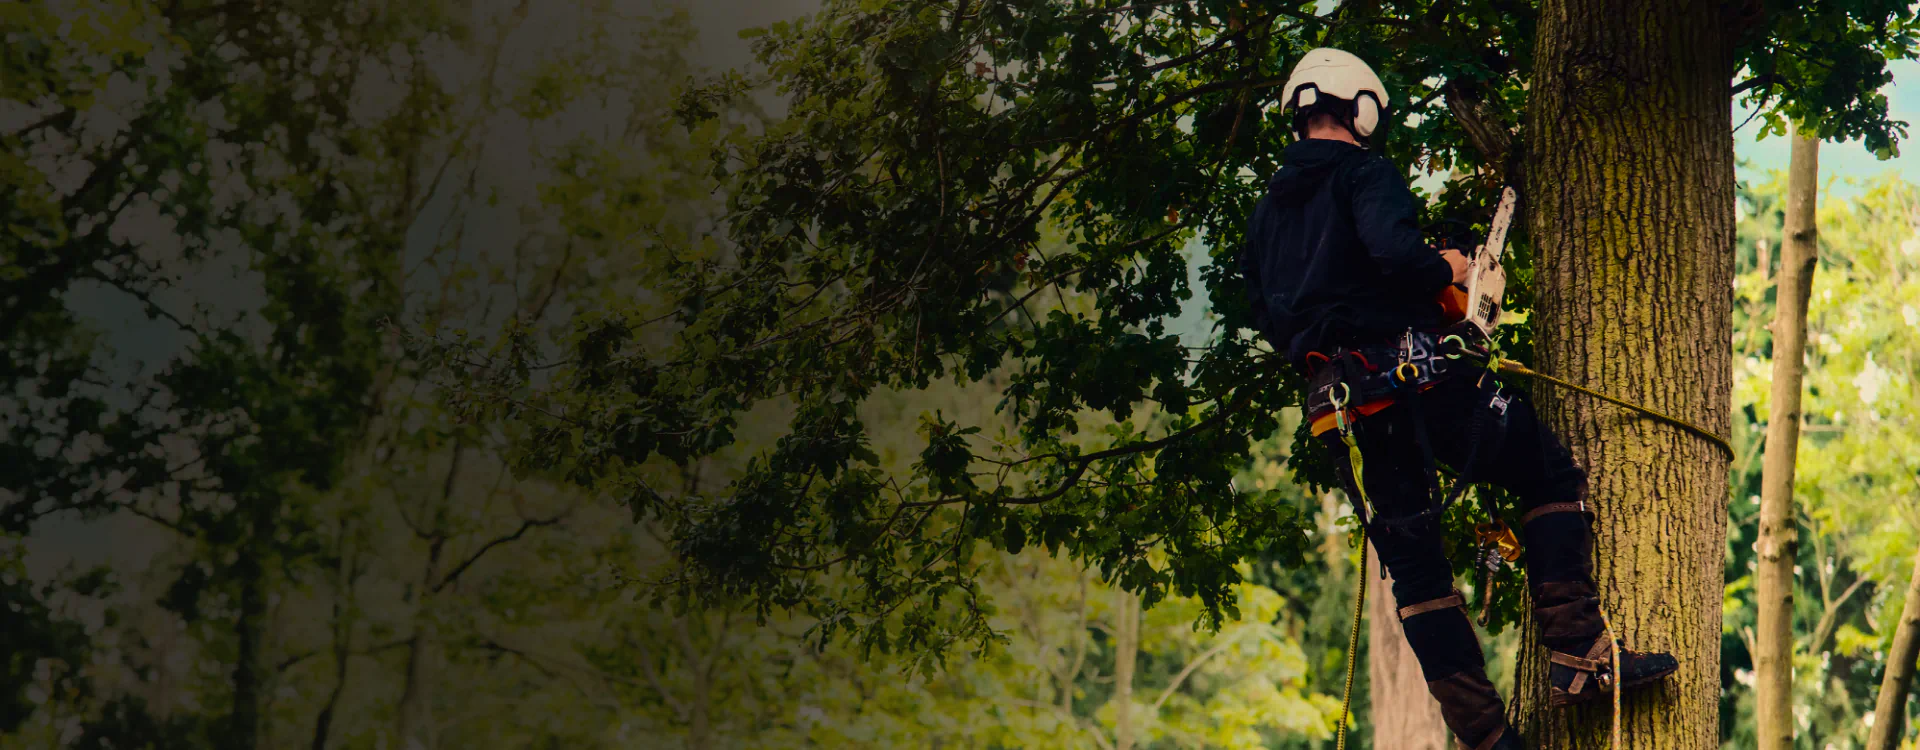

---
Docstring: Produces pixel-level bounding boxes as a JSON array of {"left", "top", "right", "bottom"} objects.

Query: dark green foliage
[{"left": 434, "top": 0, "right": 1917, "bottom": 666}]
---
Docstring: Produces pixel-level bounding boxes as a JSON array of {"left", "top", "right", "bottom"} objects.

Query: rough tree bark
[
  {"left": 1514, "top": 2, "right": 1737, "bottom": 748},
  {"left": 1866, "top": 547, "right": 1920, "bottom": 750},
  {"left": 1755, "top": 132, "right": 1820, "bottom": 750},
  {"left": 1368, "top": 551, "right": 1449, "bottom": 750}
]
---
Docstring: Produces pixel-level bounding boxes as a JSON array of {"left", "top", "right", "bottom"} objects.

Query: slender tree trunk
[
  {"left": 312, "top": 524, "right": 358, "bottom": 750},
  {"left": 1114, "top": 588, "right": 1140, "bottom": 750},
  {"left": 1368, "top": 551, "right": 1448, "bottom": 750},
  {"left": 396, "top": 622, "right": 439, "bottom": 750},
  {"left": 1516, "top": 3, "right": 1736, "bottom": 748},
  {"left": 1866, "top": 547, "right": 1920, "bottom": 750},
  {"left": 1755, "top": 132, "right": 1820, "bottom": 750},
  {"left": 227, "top": 496, "right": 279, "bottom": 750},
  {"left": 674, "top": 616, "right": 714, "bottom": 750},
  {"left": 229, "top": 553, "right": 265, "bottom": 750}
]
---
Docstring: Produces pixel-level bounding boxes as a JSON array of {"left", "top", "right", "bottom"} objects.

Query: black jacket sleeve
[
  {"left": 1347, "top": 158, "right": 1453, "bottom": 294},
  {"left": 1238, "top": 197, "right": 1273, "bottom": 334}
]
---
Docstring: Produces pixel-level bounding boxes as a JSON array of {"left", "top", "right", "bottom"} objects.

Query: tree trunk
[
  {"left": 1369, "top": 551, "right": 1449, "bottom": 750},
  {"left": 396, "top": 622, "right": 440, "bottom": 750},
  {"left": 227, "top": 499, "right": 278, "bottom": 750},
  {"left": 1114, "top": 588, "right": 1140, "bottom": 750},
  {"left": 1755, "top": 132, "right": 1820, "bottom": 750},
  {"left": 1516, "top": 3, "right": 1736, "bottom": 748},
  {"left": 1866, "top": 547, "right": 1920, "bottom": 750}
]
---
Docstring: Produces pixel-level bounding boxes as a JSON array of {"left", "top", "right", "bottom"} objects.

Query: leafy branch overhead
[{"left": 433, "top": 0, "right": 1919, "bottom": 662}]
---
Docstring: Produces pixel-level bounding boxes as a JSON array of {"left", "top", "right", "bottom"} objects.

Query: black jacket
[{"left": 1238, "top": 139, "right": 1453, "bottom": 365}]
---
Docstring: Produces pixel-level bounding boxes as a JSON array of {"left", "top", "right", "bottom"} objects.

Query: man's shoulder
[{"left": 1344, "top": 152, "right": 1410, "bottom": 193}]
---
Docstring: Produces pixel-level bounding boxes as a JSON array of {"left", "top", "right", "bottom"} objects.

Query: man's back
[{"left": 1239, "top": 139, "right": 1453, "bottom": 363}]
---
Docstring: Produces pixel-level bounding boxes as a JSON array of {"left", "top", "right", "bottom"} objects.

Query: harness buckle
[{"left": 1487, "top": 382, "right": 1511, "bottom": 416}]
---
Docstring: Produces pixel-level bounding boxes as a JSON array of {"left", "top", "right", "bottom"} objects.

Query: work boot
[
  {"left": 1399, "top": 591, "right": 1512, "bottom": 750},
  {"left": 1485, "top": 730, "right": 1529, "bottom": 750},
  {"left": 1520, "top": 501, "right": 1680, "bottom": 707},
  {"left": 1546, "top": 634, "right": 1680, "bottom": 707}
]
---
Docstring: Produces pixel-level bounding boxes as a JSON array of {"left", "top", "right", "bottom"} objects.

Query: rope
[
  {"left": 1436, "top": 341, "right": 1737, "bottom": 461},
  {"left": 1598, "top": 606, "right": 1622, "bottom": 750},
  {"left": 1490, "top": 357, "right": 1734, "bottom": 460},
  {"left": 1335, "top": 535, "right": 1368, "bottom": 750}
]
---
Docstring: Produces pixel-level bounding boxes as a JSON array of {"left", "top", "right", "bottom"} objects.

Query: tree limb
[
  {"left": 1444, "top": 79, "right": 1516, "bottom": 177},
  {"left": 431, "top": 513, "right": 566, "bottom": 593},
  {"left": 1807, "top": 575, "right": 1872, "bottom": 654}
]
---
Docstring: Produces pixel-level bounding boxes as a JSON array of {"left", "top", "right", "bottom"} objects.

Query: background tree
[
  {"left": 1754, "top": 131, "right": 1819, "bottom": 750},
  {"left": 1722, "top": 171, "right": 1920, "bottom": 749}
]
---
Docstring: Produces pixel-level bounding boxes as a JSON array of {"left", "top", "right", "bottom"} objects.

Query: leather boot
[
  {"left": 1545, "top": 634, "right": 1680, "bottom": 706},
  {"left": 1399, "top": 592, "right": 1513, "bottom": 750},
  {"left": 1486, "top": 730, "right": 1529, "bottom": 750},
  {"left": 1521, "top": 501, "right": 1680, "bottom": 707}
]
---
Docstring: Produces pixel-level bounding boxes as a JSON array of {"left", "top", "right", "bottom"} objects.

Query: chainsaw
[{"left": 1436, "top": 186, "right": 1519, "bottom": 339}]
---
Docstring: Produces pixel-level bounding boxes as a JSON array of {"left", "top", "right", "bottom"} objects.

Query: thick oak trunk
[
  {"left": 1368, "top": 551, "right": 1448, "bottom": 750},
  {"left": 1516, "top": 2, "right": 1736, "bottom": 748},
  {"left": 1866, "top": 548, "right": 1920, "bottom": 750},
  {"left": 1754, "top": 132, "right": 1819, "bottom": 750}
]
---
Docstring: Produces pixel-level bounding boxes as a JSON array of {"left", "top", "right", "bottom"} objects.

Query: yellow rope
[
  {"left": 1335, "top": 535, "right": 1368, "bottom": 750},
  {"left": 1488, "top": 358, "right": 1736, "bottom": 461}
]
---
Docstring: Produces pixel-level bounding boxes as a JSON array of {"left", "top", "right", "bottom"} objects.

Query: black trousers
[{"left": 1318, "top": 373, "right": 1599, "bottom": 683}]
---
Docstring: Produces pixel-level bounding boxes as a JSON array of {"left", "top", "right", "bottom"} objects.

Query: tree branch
[
  {"left": 431, "top": 513, "right": 566, "bottom": 593},
  {"left": 1807, "top": 576, "right": 1872, "bottom": 654},
  {"left": 1443, "top": 79, "right": 1516, "bottom": 176}
]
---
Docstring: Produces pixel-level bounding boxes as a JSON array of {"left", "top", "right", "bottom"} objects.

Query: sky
[{"left": 1736, "top": 59, "right": 1920, "bottom": 197}]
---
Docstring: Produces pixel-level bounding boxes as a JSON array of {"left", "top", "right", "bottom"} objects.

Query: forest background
[{"left": 3, "top": 1, "right": 1919, "bottom": 749}]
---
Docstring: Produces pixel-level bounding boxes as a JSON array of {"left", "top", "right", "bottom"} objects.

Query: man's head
[
  {"left": 1303, "top": 111, "right": 1362, "bottom": 145},
  {"left": 1281, "top": 48, "right": 1390, "bottom": 146}
]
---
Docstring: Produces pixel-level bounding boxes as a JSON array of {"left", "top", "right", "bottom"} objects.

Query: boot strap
[
  {"left": 1550, "top": 637, "right": 1615, "bottom": 695},
  {"left": 1398, "top": 592, "right": 1466, "bottom": 620},
  {"left": 1521, "top": 500, "right": 1588, "bottom": 525},
  {"left": 1460, "top": 724, "right": 1508, "bottom": 750}
]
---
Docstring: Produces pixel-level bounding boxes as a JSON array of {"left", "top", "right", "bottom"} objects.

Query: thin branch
[
  {"left": 1150, "top": 627, "right": 1252, "bottom": 713},
  {"left": 1807, "top": 576, "right": 1872, "bottom": 653},
  {"left": 431, "top": 513, "right": 567, "bottom": 593},
  {"left": 274, "top": 638, "right": 411, "bottom": 673}
]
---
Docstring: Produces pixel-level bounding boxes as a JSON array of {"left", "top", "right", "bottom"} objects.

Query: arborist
[{"left": 1237, "top": 47, "right": 1679, "bottom": 750}]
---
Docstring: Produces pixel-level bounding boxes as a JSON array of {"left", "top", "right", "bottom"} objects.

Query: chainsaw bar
[
  {"left": 1482, "top": 186, "right": 1518, "bottom": 263},
  {"left": 1461, "top": 186, "right": 1519, "bottom": 339}
]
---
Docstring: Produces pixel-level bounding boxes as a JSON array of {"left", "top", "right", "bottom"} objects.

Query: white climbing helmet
[{"left": 1281, "top": 47, "right": 1391, "bottom": 140}]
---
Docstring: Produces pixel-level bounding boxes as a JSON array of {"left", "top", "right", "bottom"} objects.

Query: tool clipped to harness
[
  {"left": 1393, "top": 361, "right": 1422, "bottom": 384},
  {"left": 1473, "top": 518, "right": 1523, "bottom": 624},
  {"left": 1328, "top": 382, "right": 1379, "bottom": 524}
]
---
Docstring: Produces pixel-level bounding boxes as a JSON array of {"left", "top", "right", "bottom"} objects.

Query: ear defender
[{"left": 1352, "top": 91, "right": 1382, "bottom": 137}]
